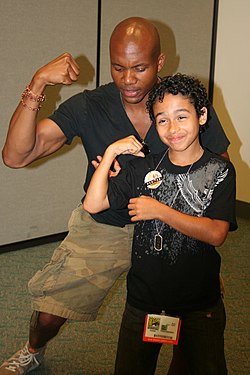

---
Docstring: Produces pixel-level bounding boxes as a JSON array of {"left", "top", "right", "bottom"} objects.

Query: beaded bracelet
[{"left": 21, "top": 85, "right": 46, "bottom": 111}]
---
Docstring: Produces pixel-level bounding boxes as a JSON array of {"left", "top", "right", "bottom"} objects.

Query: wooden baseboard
[{"left": 0, "top": 232, "right": 67, "bottom": 254}]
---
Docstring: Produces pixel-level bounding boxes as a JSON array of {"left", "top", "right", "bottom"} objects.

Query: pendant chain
[
  {"left": 152, "top": 147, "right": 203, "bottom": 251},
  {"left": 154, "top": 161, "right": 194, "bottom": 240}
]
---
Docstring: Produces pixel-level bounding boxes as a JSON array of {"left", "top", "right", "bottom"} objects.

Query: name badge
[
  {"left": 143, "top": 313, "right": 181, "bottom": 345},
  {"left": 144, "top": 170, "right": 162, "bottom": 189}
]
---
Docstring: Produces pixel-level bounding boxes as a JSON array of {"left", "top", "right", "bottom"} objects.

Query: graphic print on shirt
[{"left": 133, "top": 157, "right": 229, "bottom": 264}]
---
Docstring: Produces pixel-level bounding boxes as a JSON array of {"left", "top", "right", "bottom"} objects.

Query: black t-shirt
[
  {"left": 49, "top": 82, "right": 230, "bottom": 227},
  {"left": 108, "top": 149, "right": 237, "bottom": 314}
]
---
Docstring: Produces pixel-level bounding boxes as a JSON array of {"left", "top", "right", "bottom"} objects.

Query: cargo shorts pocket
[{"left": 28, "top": 245, "right": 71, "bottom": 298}]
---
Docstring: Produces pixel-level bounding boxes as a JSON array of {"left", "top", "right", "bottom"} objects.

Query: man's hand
[
  {"left": 128, "top": 195, "right": 162, "bottom": 221},
  {"left": 30, "top": 52, "right": 80, "bottom": 93},
  {"left": 92, "top": 155, "right": 121, "bottom": 177}
]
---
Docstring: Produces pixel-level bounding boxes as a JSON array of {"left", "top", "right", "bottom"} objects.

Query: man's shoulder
[
  {"left": 58, "top": 82, "right": 118, "bottom": 107},
  {"left": 85, "top": 82, "right": 118, "bottom": 99},
  {"left": 58, "top": 82, "right": 119, "bottom": 113}
]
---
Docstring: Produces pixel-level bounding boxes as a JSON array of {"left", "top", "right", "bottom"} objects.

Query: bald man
[{"left": 1, "top": 17, "right": 229, "bottom": 374}]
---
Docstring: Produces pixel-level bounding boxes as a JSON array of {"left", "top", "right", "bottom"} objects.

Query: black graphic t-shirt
[
  {"left": 108, "top": 149, "right": 237, "bottom": 315},
  {"left": 49, "top": 82, "right": 229, "bottom": 227}
]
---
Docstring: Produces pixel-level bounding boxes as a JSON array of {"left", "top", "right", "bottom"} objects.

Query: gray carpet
[{"left": 0, "top": 217, "right": 249, "bottom": 374}]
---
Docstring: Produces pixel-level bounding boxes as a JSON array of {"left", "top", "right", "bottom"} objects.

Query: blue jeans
[{"left": 114, "top": 299, "right": 227, "bottom": 375}]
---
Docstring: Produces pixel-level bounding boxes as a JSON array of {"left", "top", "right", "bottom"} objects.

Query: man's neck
[{"left": 120, "top": 95, "right": 151, "bottom": 140}]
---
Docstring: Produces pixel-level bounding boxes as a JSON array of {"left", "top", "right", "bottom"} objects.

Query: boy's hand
[
  {"left": 128, "top": 196, "right": 162, "bottom": 221},
  {"left": 107, "top": 135, "right": 145, "bottom": 158},
  {"left": 91, "top": 135, "right": 145, "bottom": 177}
]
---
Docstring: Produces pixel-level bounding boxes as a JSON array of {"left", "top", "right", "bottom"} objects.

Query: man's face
[{"left": 110, "top": 40, "right": 164, "bottom": 105}]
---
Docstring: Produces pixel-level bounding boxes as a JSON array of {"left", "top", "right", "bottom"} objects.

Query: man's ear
[
  {"left": 199, "top": 107, "right": 208, "bottom": 127},
  {"left": 157, "top": 53, "right": 165, "bottom": 73}
]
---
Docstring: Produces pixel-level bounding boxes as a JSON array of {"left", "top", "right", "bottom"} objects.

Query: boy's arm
[
  {"left": 83, "top": 149, "right": 115, "bottom": 213},
  {"left": 157, "top": 204, "right": 229, "bottom": 246},
  {"left": 128, "top": 196, "right": 230, "bottom": 247},
  {"left": 83, "top": 136, "right": 144, "bottom": 213}
]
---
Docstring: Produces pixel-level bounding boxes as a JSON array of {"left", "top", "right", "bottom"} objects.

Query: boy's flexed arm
[{"left": 83, "top": 136, "right": 144, "bottom": 214}]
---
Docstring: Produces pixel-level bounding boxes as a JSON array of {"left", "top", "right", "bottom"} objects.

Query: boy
[{"left": 83, "top": 73, "right": 237, "bottom": 375}]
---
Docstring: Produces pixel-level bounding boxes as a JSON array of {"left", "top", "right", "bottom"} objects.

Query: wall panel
[
  {"left": 1, "top": 0, "right": 215, "bottom": 246},
  {"left": 0, "top": 1, "right": 98, "bottom": 245},
  {"left": 214, "top": 0, "right": 250, "bottom": 203},
  {"left": 100, "top": 0, "right": 214, "bottom": 87}
]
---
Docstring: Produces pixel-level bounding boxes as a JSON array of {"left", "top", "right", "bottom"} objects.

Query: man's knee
[
  {"left": 30, "top": 311, "right": 40, "bottom": 329},
  {"left": 30, "top": 310, "right": 67, "bottom": 329}
]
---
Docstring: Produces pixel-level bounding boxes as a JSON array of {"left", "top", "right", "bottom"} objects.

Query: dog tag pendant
[{"left": 154, "top": 234, "right": 163, "bottom": 251}]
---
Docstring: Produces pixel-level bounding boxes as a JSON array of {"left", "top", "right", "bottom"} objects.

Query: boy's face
[{"left": 153, "top": 93, "right": 207, "bottom": 152}]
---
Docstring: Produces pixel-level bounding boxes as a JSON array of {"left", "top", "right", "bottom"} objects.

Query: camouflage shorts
[{"left": 28, "top": 205, "right": 134, "bottom": 321}]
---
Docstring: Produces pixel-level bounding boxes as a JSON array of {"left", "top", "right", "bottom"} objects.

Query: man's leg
[
  {"left": 28, "top": 206, "right": 134, "bottom": 321},
  {"left": 0, "top": 311, "right": 66, "bottom": 375},
  {"left": 29, "top": 311, "right": 67, "bottom": 349},
  {"left": 0, "top": 206, "right": 133, "bottom": 374}
]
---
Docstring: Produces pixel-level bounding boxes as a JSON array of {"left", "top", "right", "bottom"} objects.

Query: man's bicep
[{"left": 34, "top": 118, "right": 67, "bottom": 158}]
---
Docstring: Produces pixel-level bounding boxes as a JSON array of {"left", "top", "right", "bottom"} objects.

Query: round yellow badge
[{"left": 144, "top": 170, "right": 162, "bottom": 189}]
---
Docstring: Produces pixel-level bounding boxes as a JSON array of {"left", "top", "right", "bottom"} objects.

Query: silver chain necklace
[
  {"left": 153, "top": 161, "right": 194, "bottom": 251},
  {"left": 150, "top": 147, "right": 203, "bottom": 251}
]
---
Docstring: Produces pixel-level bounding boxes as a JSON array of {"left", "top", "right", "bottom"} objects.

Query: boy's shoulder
[
  {"left": 128, "top": 151, "right": 167, "bottom": 169},
  {"left": 203, "top": 148, "right": 235, "bottom": 170}
]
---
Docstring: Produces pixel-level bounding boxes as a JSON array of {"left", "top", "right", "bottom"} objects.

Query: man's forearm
[{"left": 2, "top": 99, "right": 40, "bottom": 167}]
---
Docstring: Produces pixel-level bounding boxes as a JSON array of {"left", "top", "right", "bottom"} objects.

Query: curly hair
[{"left": 146, "top": 73, "right": 210, "bottom": 124}]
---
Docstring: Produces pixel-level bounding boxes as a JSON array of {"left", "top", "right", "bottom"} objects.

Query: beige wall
[
  {"left": 214, "top": 0, "right": 250, "bottom": 203},
  {"left": 1, "top": 1, "right": 215, "bottom": 245},
  {"left": 100, "top": 0, "right": 214, "bottom": 86},
  {"left": 0, "top": 1, "right": 97, "bottom": 245}
]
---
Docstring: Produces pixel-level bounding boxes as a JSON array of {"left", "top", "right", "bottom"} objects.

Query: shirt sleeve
[
  {"left": 48, "top": 93, "right": 87, "bottom": 145},
  {"left": 205, "top": 160, "right": 237, "bottom": 231},
  {"left": 200, "top": 105, "right": 230, "bottom": 155},
  {"left": 108, "top": 162, "right": 137, "bottom": 210}
]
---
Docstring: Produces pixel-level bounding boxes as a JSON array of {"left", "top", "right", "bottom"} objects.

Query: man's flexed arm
[{"left": 2, "top": 53, "right": 79, "bottom": 168}]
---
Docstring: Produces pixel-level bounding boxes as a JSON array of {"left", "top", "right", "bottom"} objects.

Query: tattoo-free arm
[
  {"left": 84, "top": 136, "right": 144, "bottom": 213},
  {"left": 2, "top": 53, "right": 79, "bottom": 168},
  {"left": 128, "top": 196, "right": 230, "bottom": 247}
]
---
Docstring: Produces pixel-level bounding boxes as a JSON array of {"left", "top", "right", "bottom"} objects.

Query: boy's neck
[{"left": 168, "top": 144, "right": 204, "bottom": 166}]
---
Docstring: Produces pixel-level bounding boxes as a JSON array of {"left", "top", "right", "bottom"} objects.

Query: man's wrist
[{"left": 29, "top": 74, "right": 47, "bottom": 95}]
